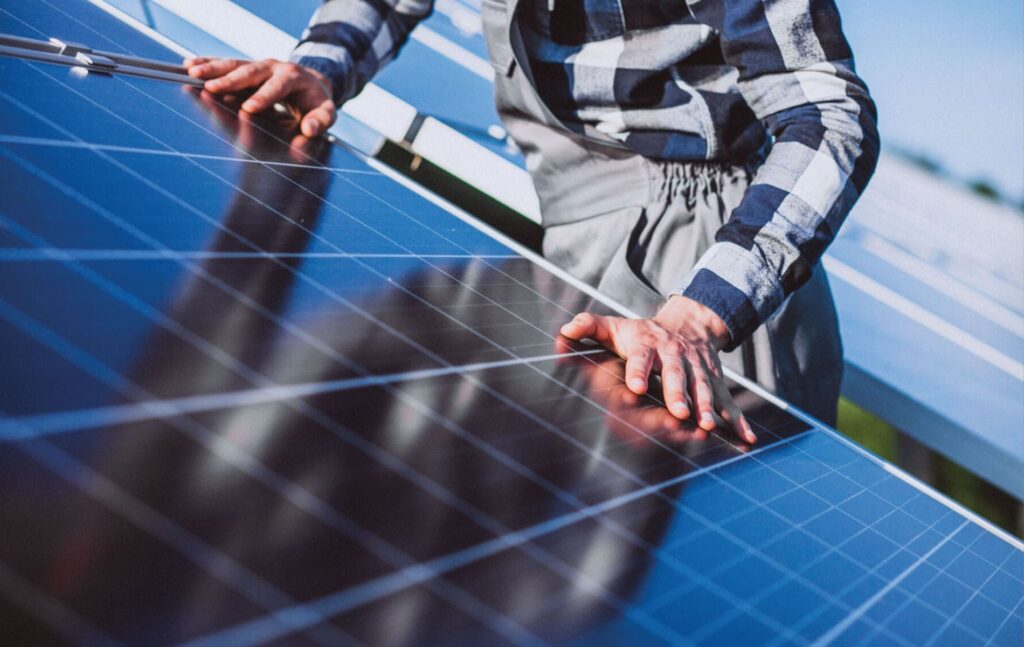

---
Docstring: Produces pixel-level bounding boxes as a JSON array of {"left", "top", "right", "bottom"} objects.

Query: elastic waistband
[
  {"left": 647, "top": 154, "right": 764, "bottom": 205},
  {"left": 537, "top": 151, "right": 764, "bottom": 226}
]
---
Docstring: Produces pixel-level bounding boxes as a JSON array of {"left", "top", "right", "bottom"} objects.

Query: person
[{"left": 183, "top": 0, "right": 879, "bottom": 442}]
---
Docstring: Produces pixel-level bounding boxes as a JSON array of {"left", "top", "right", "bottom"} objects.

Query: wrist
[
  {"left": 653, "top": 295, "right": 732, "bottom": 351},
  {"left": 293, "top": 56, "right": 341, "bottom": 102},
  {"left": 307, "top": 69, "right": 333, "bottom": 102}
]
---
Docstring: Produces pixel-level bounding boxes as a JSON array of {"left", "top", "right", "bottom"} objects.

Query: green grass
[
  {"left": 835, "top": 398, "right": 1021, "bottom": 538},
  {"left": 837, "top": 398, "right": 898, "bottom": 460}
]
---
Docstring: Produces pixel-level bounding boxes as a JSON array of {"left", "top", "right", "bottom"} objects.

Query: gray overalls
[{"left": 480, "top": 0, "right": 845, "bottom": 425}]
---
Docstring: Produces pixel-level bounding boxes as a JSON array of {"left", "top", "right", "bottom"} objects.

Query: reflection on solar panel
[{"left": 0, "top": 2, "right": 1022, "bottom": 645}]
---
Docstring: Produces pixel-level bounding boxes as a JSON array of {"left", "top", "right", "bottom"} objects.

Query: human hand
[
  {"left": 554, "top": 341, "right": 710, "bottom": 448},
  {"left": 183, "top": 57, "right": 336, "bottom": 138},
  {"left": 559, "top": 296, "right": 757, "bottom": 444}
]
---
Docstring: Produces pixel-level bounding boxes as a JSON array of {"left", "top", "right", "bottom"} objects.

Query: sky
[{"left": 836, "top": 0, "right": 1024, "bottom": 203}]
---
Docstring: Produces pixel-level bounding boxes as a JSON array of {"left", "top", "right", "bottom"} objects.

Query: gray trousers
[
  {"left": 540, "top": 158, "right": 844, "bottom": 425},
  {"left": 491, "top": 50, "right": 843, "bottom": 425}
]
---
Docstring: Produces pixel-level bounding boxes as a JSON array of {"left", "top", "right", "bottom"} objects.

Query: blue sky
[{"left": 837, "top": 0, "right": 1024, "bottom": 202}]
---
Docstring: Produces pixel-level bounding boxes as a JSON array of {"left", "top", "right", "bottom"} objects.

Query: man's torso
[{"left": 483, "top": 0, "right": 768, "bottom": 165}]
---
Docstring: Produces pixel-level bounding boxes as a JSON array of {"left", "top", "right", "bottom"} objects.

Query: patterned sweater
[{"left": 290, "top": 0, "right": 879, "bottom": 346}]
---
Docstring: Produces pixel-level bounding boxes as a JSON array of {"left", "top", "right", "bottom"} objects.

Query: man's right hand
[{"left": 183, "top": 58, "right": 337, "bottom": 138}]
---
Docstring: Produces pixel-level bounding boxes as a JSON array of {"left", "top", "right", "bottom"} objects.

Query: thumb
[
  {"left": 560, "top": 312, "right": 600, "bottom": 340},
  {"left": 300, "top": 101, "right": 336, "bottom": 138},
  {"left": 560, "top": 312, "right": 620, "bottom": 350}
]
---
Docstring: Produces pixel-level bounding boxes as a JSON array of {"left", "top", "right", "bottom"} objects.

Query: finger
[
  {"left": 624, "top": 346, "right": 655, "bottom": 395},
  {"left": 205, "top": 61, "right": 273, "bottom": 93},
  {"left": 301, "top": 101, "right": 336, "bottom": 138},
  {"left": 183, "top": 56, "right": 215, "bottom": 69},
  {"left": 658, "top": 349, "right": 690, "bottom": 420},
  {"left": 559, "top": 312, "right": 613, "bottom": 346},
  {"left": 688, "top": 366, "right": 716, "bottom": 431},
  {"left": 189, "top": 58, "right": 245, "bottom": 79},
  {"left": 715, "top": 384, "right": 757, "bottom": 444},
  {"left": 242, "top": 70, "right": 295, "bottom": 113},
  {"left": 720, "top": 406, "right": 757, "bottom": 444}
]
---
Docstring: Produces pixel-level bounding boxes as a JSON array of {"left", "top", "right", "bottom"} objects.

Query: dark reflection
[
  {"left": 188, "top": 88, "right": 333, "bottom": 165},
  {"left": 129, "top": 91, "right": 337, "bottom": 399},
  {"left": 0, "top": 93, "right": 809, "bottom": 646}
]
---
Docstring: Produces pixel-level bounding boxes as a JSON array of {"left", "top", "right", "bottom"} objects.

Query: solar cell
[{"left": 0, "top": 2, "right": 1022, "bottom": 645}]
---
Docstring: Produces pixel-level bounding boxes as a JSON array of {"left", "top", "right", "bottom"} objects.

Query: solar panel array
[{"left": 0, "top": 1, "right": 1021, "bottom": 645}]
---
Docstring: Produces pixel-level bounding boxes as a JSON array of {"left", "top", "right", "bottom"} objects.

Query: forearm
[
  {"left": 683, "top": 75, "right": 879, "bottom": 349},
  {"left": 679, "top": 0, "right": 879, "bottom": 350}
]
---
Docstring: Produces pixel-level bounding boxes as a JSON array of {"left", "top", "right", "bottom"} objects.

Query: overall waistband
[{"left": 536, "top": 144, "right": 765, "bottom": 227}]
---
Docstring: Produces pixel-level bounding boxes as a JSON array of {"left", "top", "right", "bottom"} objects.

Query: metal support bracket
[
  {"left": 74, "top": 51, "right": 118, "bottom": 72},
  {"left": 48, "top": 37, "right": 92, "bottom": 56}
]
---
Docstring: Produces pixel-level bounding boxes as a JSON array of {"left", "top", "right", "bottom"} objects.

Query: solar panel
[
  {"left": 0, "top": 2, "right": 1022, "bottom": 645},
  {"left": 103, "top": 0, "right": 1024, "bottom": 499}
]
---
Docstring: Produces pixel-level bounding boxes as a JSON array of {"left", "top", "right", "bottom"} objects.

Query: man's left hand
[{"left": 559, "top": 295, "right": 757, "bottom": 444}]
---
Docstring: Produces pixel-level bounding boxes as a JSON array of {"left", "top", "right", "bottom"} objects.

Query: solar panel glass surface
[{"left": 0, "top": 2, "right": 1022, "bottom": 645}]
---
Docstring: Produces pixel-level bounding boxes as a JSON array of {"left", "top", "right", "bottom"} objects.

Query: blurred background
[
  {"left": 836, "top": 0, "right": 1024, "bottom": 536},
  {"left": 96, "top": 0, "right": 1024, "bottom": 536},
  {"left": 840, "top": 0, "right": 1024, "bottom": 208}
]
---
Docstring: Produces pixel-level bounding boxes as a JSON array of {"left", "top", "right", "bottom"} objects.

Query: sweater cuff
[{"left": 679, "top": 242, "right": 784, "bottom": 352}]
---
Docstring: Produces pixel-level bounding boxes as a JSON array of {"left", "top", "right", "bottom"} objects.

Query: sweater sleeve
[
  {"left": 289, "top": 0, "right": 434, "bottom": 105},
  {"left": 680, "top": 0, "right": 879, "bottom": 350}
]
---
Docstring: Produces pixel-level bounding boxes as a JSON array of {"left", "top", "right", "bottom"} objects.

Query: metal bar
[
  {"left": 0, "top": 33, "right": 61, "bottom": 53},
  {"left": 0, "top": 32, "right": 199, "bottom": 86}
]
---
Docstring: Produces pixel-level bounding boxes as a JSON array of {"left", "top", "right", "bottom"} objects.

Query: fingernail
[
  {"left": 701, "top": 412, "right": 714, "bottom": 426},
  {"left": 242, "top": 100, "right": 257, "bottom": 111},
  {"left": 671, "top": 402, "right": 688, "bottom": 416},
  {"left": 628, "top": 378, "right": 645, "bottom": 391},
  {"left": 307, "top": 119, "right": 320, "bottom": 135}
]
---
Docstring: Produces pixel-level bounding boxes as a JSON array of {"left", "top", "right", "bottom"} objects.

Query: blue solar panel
[
  {"left": 0, "top": 0, "right": 173, "bottom": 61},
  {"left": 0, "top": 2, "right": 1022, "bottom": 645}
]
